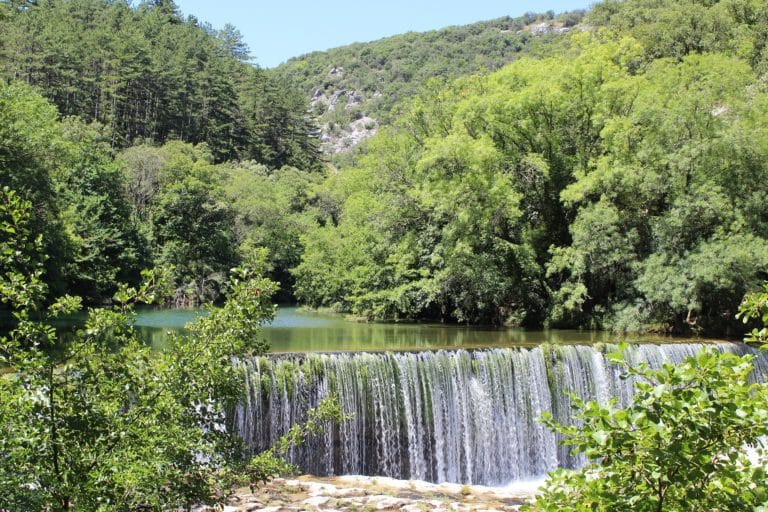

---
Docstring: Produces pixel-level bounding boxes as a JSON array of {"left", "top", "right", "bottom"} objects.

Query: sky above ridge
[{"left": 174, "top": 0, "right": 594, "bottom": 68}]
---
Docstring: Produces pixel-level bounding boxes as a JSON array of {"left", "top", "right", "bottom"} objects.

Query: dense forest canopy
[
  {"left": 0, "top": 0, "right": 321, "bottom": 167},
  {"left": 1, "top": 0, "right": 767, "bottom": 335},
  {"left": 0, "top": 0, "right": 323, "bottom": 304},
  {"left": 290, "top": 0, "right": 768, "bottom": 334}
]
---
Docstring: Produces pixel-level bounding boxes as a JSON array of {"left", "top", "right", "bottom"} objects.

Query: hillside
[
  {"left": 2, "top": 0, "right": 767, "bottom": 334},
  {"left": 292, "top": 0, "right": 768, "bottom": 334},
  {"left": 0, "top": 0, "right": 321, "bottom": 168},
  {"left": 272, "top": 10, "right": 585, "bottom": 154}
]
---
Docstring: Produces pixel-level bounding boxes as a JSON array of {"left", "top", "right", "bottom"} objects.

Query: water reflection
[{"left": 134, "top": 306, "right": 702, "bottom": 352}]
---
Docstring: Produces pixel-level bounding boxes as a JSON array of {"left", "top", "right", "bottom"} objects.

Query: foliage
[
  {"left": 152, "top": 165, "right": 238, "bottom": 305},
  {"left": 3, "top": 0, "right": 768, "bottom": 332},
  {"left": 56, "top": 118, "right": 148, "bottom": 303},
  {"left": 293, "top": 29, "right": 768, "bottom": 332},
  {"left": 245, "top": 396, "right": 349, "bottom": 489},
  {"left": 589, "top": 0, "right": 768, "bottom": 73},
  {"left": 739, "top": 283, "right": 768, "bottom": 344},
  {"left": 274, "top": 9, "right": 583, "bottom": 151},
  {"left": 0, "top": 75, "right": 316, "bottom": 305},
  {"left": 526, "top": 347, "right": 768, "bottom": 512},
  {"left": 115, "top": 142, "right": 324, "bottom": 305},
  {"left": 0, "top": 80, "right": 70, "bottom": 295},
  {"left": 219, "top": 162, "right": 323, "bottom": 302},
  {"left": 0, "top": 0, "right": 321, "bottom": 167},
  {"left": 0, "top": 188, "right": 298, "bottom": 511}
]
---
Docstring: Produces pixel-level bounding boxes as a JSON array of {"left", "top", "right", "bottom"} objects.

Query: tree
[
  {"left": 155, "top": 145, "right": 234, "bottom": 304},
  {"left": 0, "top": 81, "right": 70, "bottom": 296},
  {"left": 56, "top": 118, "right": 148, "bottom": 303},
  {"left": 220, "top": 162, "right": 323, "bottom": 302},
  {"left": 534, "top": 264, "right": 768, "bottom": 512},
  {"left": 0, "top": 0, "right": 323, "bottom": 165},
  {"left": 0, "top": 187, "right": 342, "bottom": 510}
]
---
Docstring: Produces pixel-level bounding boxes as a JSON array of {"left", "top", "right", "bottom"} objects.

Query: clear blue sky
[{"left": 174, "top": 0, "right": 594, "bottom": 68}]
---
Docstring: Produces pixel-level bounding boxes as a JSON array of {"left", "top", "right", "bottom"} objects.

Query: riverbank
[{"left": 210, "top": 475, "right": 539, "bottom": 511}]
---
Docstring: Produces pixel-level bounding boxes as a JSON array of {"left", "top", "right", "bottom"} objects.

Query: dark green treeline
[
  {"left": 0, "top": 0, "right": 323, "bottom": 305},
  {"left": 0, "top": 0, "right": 321, "bottom": 168}
]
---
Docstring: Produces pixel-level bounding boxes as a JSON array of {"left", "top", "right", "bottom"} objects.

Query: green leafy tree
[
  {"left": 739, "top": 283, "right": 768, "bottom": 344},
  {"left": 0, "top": 187, "right": 343, "bottom": 510},
  {"left": 120, "top": 141, "right": 239, "bottom": 305},
  {"left": 589, "top": 0, "right": 768, "bottom": 73},
  {"left": 0, "top": 81, "right": 70, "bottom": 296},
  {"left": 55, "top": 118, "right": 148, "bottom": 303},
  {"left": 153, "top": 175, "right": 238, "bottom": 305},
  {"left": 220, "top": 162, "right": 323, "bottom": 302},
  {"left": 0, "top": 0, "right": 323, "bottom": 166}
]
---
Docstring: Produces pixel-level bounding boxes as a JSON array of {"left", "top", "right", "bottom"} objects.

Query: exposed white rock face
[
  {"left": 310, "top": 86, "right": 379, "bottom": 153},
  {"left": 320, "top": 115, "right": 378, "bottom": 153},
  {"left": 529, "top": 22, "right": 570, "bottom": 35},
  {"left": 311, "top": 89, "right": 366, "bottom": 112}
]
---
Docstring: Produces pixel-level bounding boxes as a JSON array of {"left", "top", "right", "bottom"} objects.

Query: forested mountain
[
  {"left": 0, "top": 0, "right": 321, "bottom": 168},
  {"left": 590, "top": 0, "right": 768, "bottom": 72},
  {"left": 1, "top": 0, "right": 767, "bottom": 335},
  {"left": 292, "top": 0, "right": 768, "bottom": 334},
  {"left": 0, "top": 0, "right": 324, "bottom": 305},
  {"left": 272, "top": 10, "right": 584, "bottom": 154}
]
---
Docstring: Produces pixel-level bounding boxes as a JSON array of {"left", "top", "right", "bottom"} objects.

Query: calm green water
[{"left": 133, "top": 306, "right": 704, "bottom": 352}]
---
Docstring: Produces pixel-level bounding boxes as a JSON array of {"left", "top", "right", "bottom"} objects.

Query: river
[
  {"left": 135, "top": 305, "right": 712, "bottom": 352},
  {"left": 135, "top": 306, "right": 759, "bottom": 486}
]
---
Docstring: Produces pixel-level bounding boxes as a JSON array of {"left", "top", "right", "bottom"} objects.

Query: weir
[{"left": 231, "top": 343, "right": 767, "bottom": 486}]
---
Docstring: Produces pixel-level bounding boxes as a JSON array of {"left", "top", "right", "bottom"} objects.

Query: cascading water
[{"left": 231, "top": 342, "right": 766, "bottom": 486}]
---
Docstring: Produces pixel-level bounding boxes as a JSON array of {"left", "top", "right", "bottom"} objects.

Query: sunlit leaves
[{"left": 528, "top": 349, "right": 768, "bottom": 512}]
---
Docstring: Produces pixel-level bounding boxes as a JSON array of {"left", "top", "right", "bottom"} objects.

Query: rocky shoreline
[{"left": 211, "top": 475, "right": 539, "bottom": 512}]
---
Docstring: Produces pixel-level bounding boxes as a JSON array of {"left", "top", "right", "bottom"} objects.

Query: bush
[
  {"left": 526, "top": 345, "right": 768, "bottom": 512},
  {"left": 0, "top": 188, "right": 343, "bottom": 511}
]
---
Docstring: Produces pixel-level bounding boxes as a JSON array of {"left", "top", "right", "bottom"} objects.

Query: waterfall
[{"left": 231, "top": 342, "right": 765, "bottom": 486}]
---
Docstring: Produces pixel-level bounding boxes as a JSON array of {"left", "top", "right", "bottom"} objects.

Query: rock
[
  {"left": 529, "top": 22, "right": 570, "bottom": 35},
  {"left": 243, "top": 505, "right": 266, "bottom": 511},
  {"left": 365, "top": 495, "right": 409, "bottom": 510},
  {"left": 438, "top": 483, "right": 464, "bottom": 494},
  {"left": 328, "top": 487, "right": 367, "bottom": 498},
  {"left": 304, "top": 481, "right": 339, "bottom": 496},
  {"left": 368, "top": 476, "right": 413, "bottom": 490},
  {"left": 303, "top": 495, "right": 331, "bottom": 507},
  {"left": 344, "top": 92, "right": 363, "bottom": 110}
]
